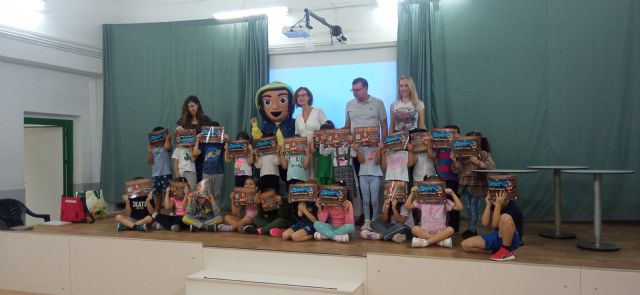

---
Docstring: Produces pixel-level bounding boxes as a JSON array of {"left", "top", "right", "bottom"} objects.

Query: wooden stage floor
[{"left": 31, "top": 217, "right": 640, "bottom": 271}]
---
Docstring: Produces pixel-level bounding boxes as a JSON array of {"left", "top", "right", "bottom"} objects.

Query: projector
[{"left": 282, "top": 26, "right": 310, "bottom": 38}]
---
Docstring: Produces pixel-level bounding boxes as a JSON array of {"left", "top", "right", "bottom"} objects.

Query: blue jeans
[
  {"left": 359, "top": 175, "right": 382, "bottom": 221},
  {"left": 462, "top": 187, "right": 481, "bottom": 232}
]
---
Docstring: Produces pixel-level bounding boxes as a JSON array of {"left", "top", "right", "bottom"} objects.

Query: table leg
[
  {"left": 577, "top": 173, "right": 619, "bottom": 251},
  {"left": 539, "top": 169, "right": 576, "bottom": 239}
]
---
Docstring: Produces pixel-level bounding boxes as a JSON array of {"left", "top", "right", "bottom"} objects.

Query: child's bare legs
[
  {"left": 134, "top": 215, "right": 154, "bottom": 225},
  {"left": 282, "top": 228, "right": 295, "bottom": 240},
  {"left": 115, "top": 214, "right": 135, "bottom": 228},
  {"left": 224, "top": 215, "right": 241, "bottom": 230},
  {"left": 499, "top": 214, "right": 516, "bottom": 248},
  {"left": 412, "top": 226, "right": 454, "bottom": 245},
  {"left": 291, "top": 229, "right": 313, "bottom": 242},
  {"left": 461, "top": 235, "right": 487, "bottom": 252}
]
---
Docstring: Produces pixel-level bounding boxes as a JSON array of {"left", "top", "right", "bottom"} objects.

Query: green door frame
[{"left": 24, "top": 117, "right": 74, "bottom": 196}]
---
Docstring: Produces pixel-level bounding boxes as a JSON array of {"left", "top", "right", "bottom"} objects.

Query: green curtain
[
  {"left": 102, "top": 16, "right": 268, "bottom": 210},
  {"left": 398, "top": 0, "right": 640, "bottom": 221}
]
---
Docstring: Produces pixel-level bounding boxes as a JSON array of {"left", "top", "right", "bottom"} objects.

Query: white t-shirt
[
  {"left": 319, "top": 144, "right": 357, "bottom": 167},
  {"left": 172, "top": 146, "right": 196, "bottom": 175},
  {"left": 390, "top": 203, "right": 414, "bottom": 227},
  {"left": 255, "top": 154, "right": 280, "bottom": 177},
  {"left": 358, "top": 146, "right": 383, "bottom": 176},
  {"left": 384, "top": 150, "right": 409, "bottom": 181},
  {"left": 234, "top": 157, "right": 252, "bottom": 176},
  {"left": 413, "top": 153, "right": 436, "bottom": 182},
  {"left": 390, "top": 99, "right": 425, "bottom": 132}
]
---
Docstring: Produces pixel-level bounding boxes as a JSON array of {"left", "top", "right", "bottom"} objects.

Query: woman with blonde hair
[{"left": 389, "top": 76, "right": 426, "bottom": 132}]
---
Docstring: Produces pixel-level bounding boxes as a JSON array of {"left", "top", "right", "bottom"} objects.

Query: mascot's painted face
[{"left": 261, "top": 89, "right": 290, "bottom": 123}]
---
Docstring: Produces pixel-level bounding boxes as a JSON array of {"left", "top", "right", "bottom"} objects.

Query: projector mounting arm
[{"left": 304, "top": 8, "right": 347, "bottom": 43}]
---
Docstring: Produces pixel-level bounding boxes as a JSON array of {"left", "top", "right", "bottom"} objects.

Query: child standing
[
  {"left": 182, "top": 180, "right": 223, "bottom": 232},
  {"left": 461, "top": 191, "right": 523, "bottom": 261},
  {"left": 315, "top": 121, "right": 335, "bottom": 185},
  {"left": 192, "top": 121, "right": 226, "bottom": 206},
  {"left": 220, "top": 177, "right": 259, "bottom": 232},
  {"left": 152, "top": 177, "right": 189, "bottom": 232},
  {"left": 147, "top": 127, "right": 173, "bottom": 214},
  {"left": 352, "top": 142, "right": 383, "bottom": 231},
  {"left": 451, "top": 130, "right": 495, "bottom": 239},
  {"left": 410, "top": 128, "right": 436, "bottom": 183},
  {"left": 224, "top": 131, "right": 254, "bottom": 188},
  {"left": 172, "top": 129, "right": 197, "bottom": 190},
  {"left": 115, "top": 177, "right": 154, "bottom": 231},
  {"left": 313, "top": 185, "right": 355, "bottom": 243},
  {"left": 432, "top": 124, "right": 461, "bottom": 232},
  {"left": 406, "top": 178, "right": 463, "bottom": 248},
  {"left": 279, "top": 137, "right": 311, "bottom": 186}
]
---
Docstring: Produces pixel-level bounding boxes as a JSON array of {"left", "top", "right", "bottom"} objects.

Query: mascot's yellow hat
[{"left": 254, "top": 81, "right": 295, "bottom": 113}]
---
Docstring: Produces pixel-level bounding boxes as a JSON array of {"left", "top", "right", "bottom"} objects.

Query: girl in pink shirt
[
  {"left": 313, "top": 188, "right": 355, "bottom": 243},
  {"left": 152, "top": 177, "right": 190, "bottom": 232},
  {"left": 220, "top": 177, "right": 259, "bottom": 232}
]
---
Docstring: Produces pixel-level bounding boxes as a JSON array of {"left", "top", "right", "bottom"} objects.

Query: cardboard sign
[
  {"left": 451, "top": 136, "right": 481, "bottom": 158},
  {"left": 322, "top": 129, "right": 352, "bottom": 147},
  {"left": 200, "top": 126, "right": 225, "bottom": 143},
  {"left": 318, "top": 185, "right": 347, "bottom": 206},
  {"left": 414, "top": 180, "right": 446, "bottom": 204},
  {"left": 125, "top": 178, "right": 153, "bottom": 198},
  {"left": 487, "top": 175, "right": 518, "bottom": 201},
  {"left": 312, "top": 129, "right": 327, "bottom": 147},
  {"left": 430, "top": 128, "right": 458, "bottom": 149},
  {"left": 231, "top": 187, "right": 257, "bottom": 206},
  {"left": 353, "top": 126, "right": 380, "bottom": 146},
  {"left": 176, "top": 129, "right": 197, "bottom": 147},
  {"left": 170, "top": 181, "right": 188, "bottom": 199},
  {"left": 383, "top": 180, "right": 408, "bottom": 202},
  {"left": 284, "top": 137, "right": 308, "bottom": 155},
  {"left": 148, "top": 129, "right": 168, "bottom": 148},
  {"left": 226, "top": 140, "right": 250, "bottom": 158},
  {"left": 255, "top": 136, "right": 278, "bottom": 155},
  {"left": 410, "top": 131, "right": 430, "bottom": 153},
  {"left": 288, "top": 182, "right": 319, "bottom": 203},
  {"left": 383, "top": 131, "right": 409, "bottom": 151}
]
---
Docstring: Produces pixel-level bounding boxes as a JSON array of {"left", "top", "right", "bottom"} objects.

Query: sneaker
[
  {"left": 360, "top": 230, "right": 381, "bottom": 240},
  {"left": 134, "top": 224, "right": 149, "bottom": 232},
  {"left": 243, "top": 225, "right": 259, "bottom": 235},
  {"left": 189, "top": 225, "right": 199, "bottom": 232},
  {"left": 116, "top": 223, "right": 127, "bottom": 232},
  {"left": 437, "top": 237, "right": 453, "bottom": 248},
  {"left": 462, "top": 229, "right": 477, "bottom": 240},
  {"left": 153, "top": 222, "right": 163, "bottom": 231},
  {"left": 314, "top": 232, "right": 328, "bottom": 240},
  {"left": 217, "top": 224, "right": 233, "bottom": 232},
  {"left": 361, "top": 219, "right": 372, "bottom": 231},
  {"left": 205, "top": 224, "right": 218, "bottom": 232},
  {"left": 411, "top": 237, "right": 429, "bottom": 248},
  {"left": 392, "top": 233, "right": 407, "bottom": 243},
  {"left": 238, "top": 225, "right": 247, "bottom": 233},
  {"left": 269, "top": 228, "right": 286, "bottom": 237},
  {"left": 490, "top": 247, "right": 516, "bottom": 261},
  {"left": 170, "top": 224, "right": 181, "bottom": 232},
  {"left": 333, "top": 234, "right": 350, "bottom": 243}
]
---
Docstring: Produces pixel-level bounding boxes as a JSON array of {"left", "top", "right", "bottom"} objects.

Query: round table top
[
  {"left": 562, "top": 170, "right": 635, "bottom": 174},
  {"left": 527, "top": 165, "right": 589, "bottom": 170},
  {"left": 472, "top": 169, "right": 538, "bottom": 174}
]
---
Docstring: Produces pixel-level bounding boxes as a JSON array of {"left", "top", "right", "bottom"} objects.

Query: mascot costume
[{"left": 251, "top": 81, "right": 296, "bottom": 145}]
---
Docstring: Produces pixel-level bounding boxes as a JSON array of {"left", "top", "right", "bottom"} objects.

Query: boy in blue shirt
[
  {"left": 147, "top": 126, "right": 173, "bottom": 213},
  {"left": 192, "top": 121, "right": 227, "bottom": 206}
]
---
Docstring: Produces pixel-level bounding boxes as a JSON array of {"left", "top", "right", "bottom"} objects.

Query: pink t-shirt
[
  {"left": 414, "top": 199, "right": 454, "bottom": 234},
  {"left": 172, "top": 197, "right": 186, "bottom": 216},
  {"left": 244, "top": 204, "right": 258, "bottom": 218},
  {"left": 318, "top": 201, "right": 354, "bottom": 228}
]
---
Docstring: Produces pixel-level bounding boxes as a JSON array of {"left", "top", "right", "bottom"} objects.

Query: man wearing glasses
[{"left": 345, "top": 77, "right": 388, "bottom": 138}]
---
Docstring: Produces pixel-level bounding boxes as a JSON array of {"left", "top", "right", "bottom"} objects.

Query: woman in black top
[{"left": 176, "top": 95, "right": 214, "bottom": 182}]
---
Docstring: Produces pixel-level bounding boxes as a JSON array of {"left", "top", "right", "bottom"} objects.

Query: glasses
[
  {"left": 350, "top": 87, "right": 364, "bottom": 93},
  {"left": 296, "top": 93, "right": 309, "bottom": 98}
]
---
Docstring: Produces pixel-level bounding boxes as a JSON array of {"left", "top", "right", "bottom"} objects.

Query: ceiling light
[{"left": 213, "top": 6, "right": 288, "bottom": 20}]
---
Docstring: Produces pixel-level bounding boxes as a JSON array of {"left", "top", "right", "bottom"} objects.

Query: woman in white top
[
  {"left": 294, "top": 87, "right": 327, "bottom": 179},
  {"left": 389, "top": 76, "right": 426, "bottom": 133}
]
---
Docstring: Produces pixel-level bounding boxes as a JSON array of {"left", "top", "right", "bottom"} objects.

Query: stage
[
  {"left": 28, "top": 216, "right": 640, "bottom": 271},
  {"left": 1, "top": 216, "right": 639, "bottom": 295}
]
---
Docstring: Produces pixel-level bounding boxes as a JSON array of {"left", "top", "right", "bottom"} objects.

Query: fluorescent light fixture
[
  {"left": 0, "top": 0, "right": 45, "bottom": 29},
  {"left": 213, "top": 6, "right": 288, "bottom": 20},
  {"left": 0, "top": 0, "right": 45, "bottom": 12}
]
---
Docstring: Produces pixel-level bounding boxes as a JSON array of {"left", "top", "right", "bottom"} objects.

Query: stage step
[{"left": 186, "top": 269, "right": 364, "bottom": 295}]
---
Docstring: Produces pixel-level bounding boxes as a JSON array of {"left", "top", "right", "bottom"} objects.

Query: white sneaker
[
  {"left": 153, "top": 222, "right": 163, "bottom": 231},
  {"left": 314, "top": 232, "right": 328, "bottom": 240},
  {"left": 411, "top": 237, "right": 429, "bottom": 248},
  {"left": 392, "top": 233, "right": 407, "bottom": 243},
  {"left": 360, "top": 230, "right": 381, "bottom": 240},
  {"left": 437, "top": 237, "right": 453, "bottom": 248},
  {"left": 361, "top": 219, "right": 372, "bottom": 231}
]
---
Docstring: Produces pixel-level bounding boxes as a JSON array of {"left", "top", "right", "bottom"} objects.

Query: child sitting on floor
[
  {"left": 115, "top": 177, "right": 154, "bottom": 232},
  {"left": 182, "top": 179, "right": 223, "bottom": 232},
  {"left": 219, "top": 177, "right": 259, "bottom": 232}
]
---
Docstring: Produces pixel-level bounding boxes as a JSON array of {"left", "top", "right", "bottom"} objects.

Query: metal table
[
  {"left": 563, "top": 169, "right": 635, "bottom": 251},
  {"left": 527, "top": 165, "right": 588, "bottom": 239}
]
